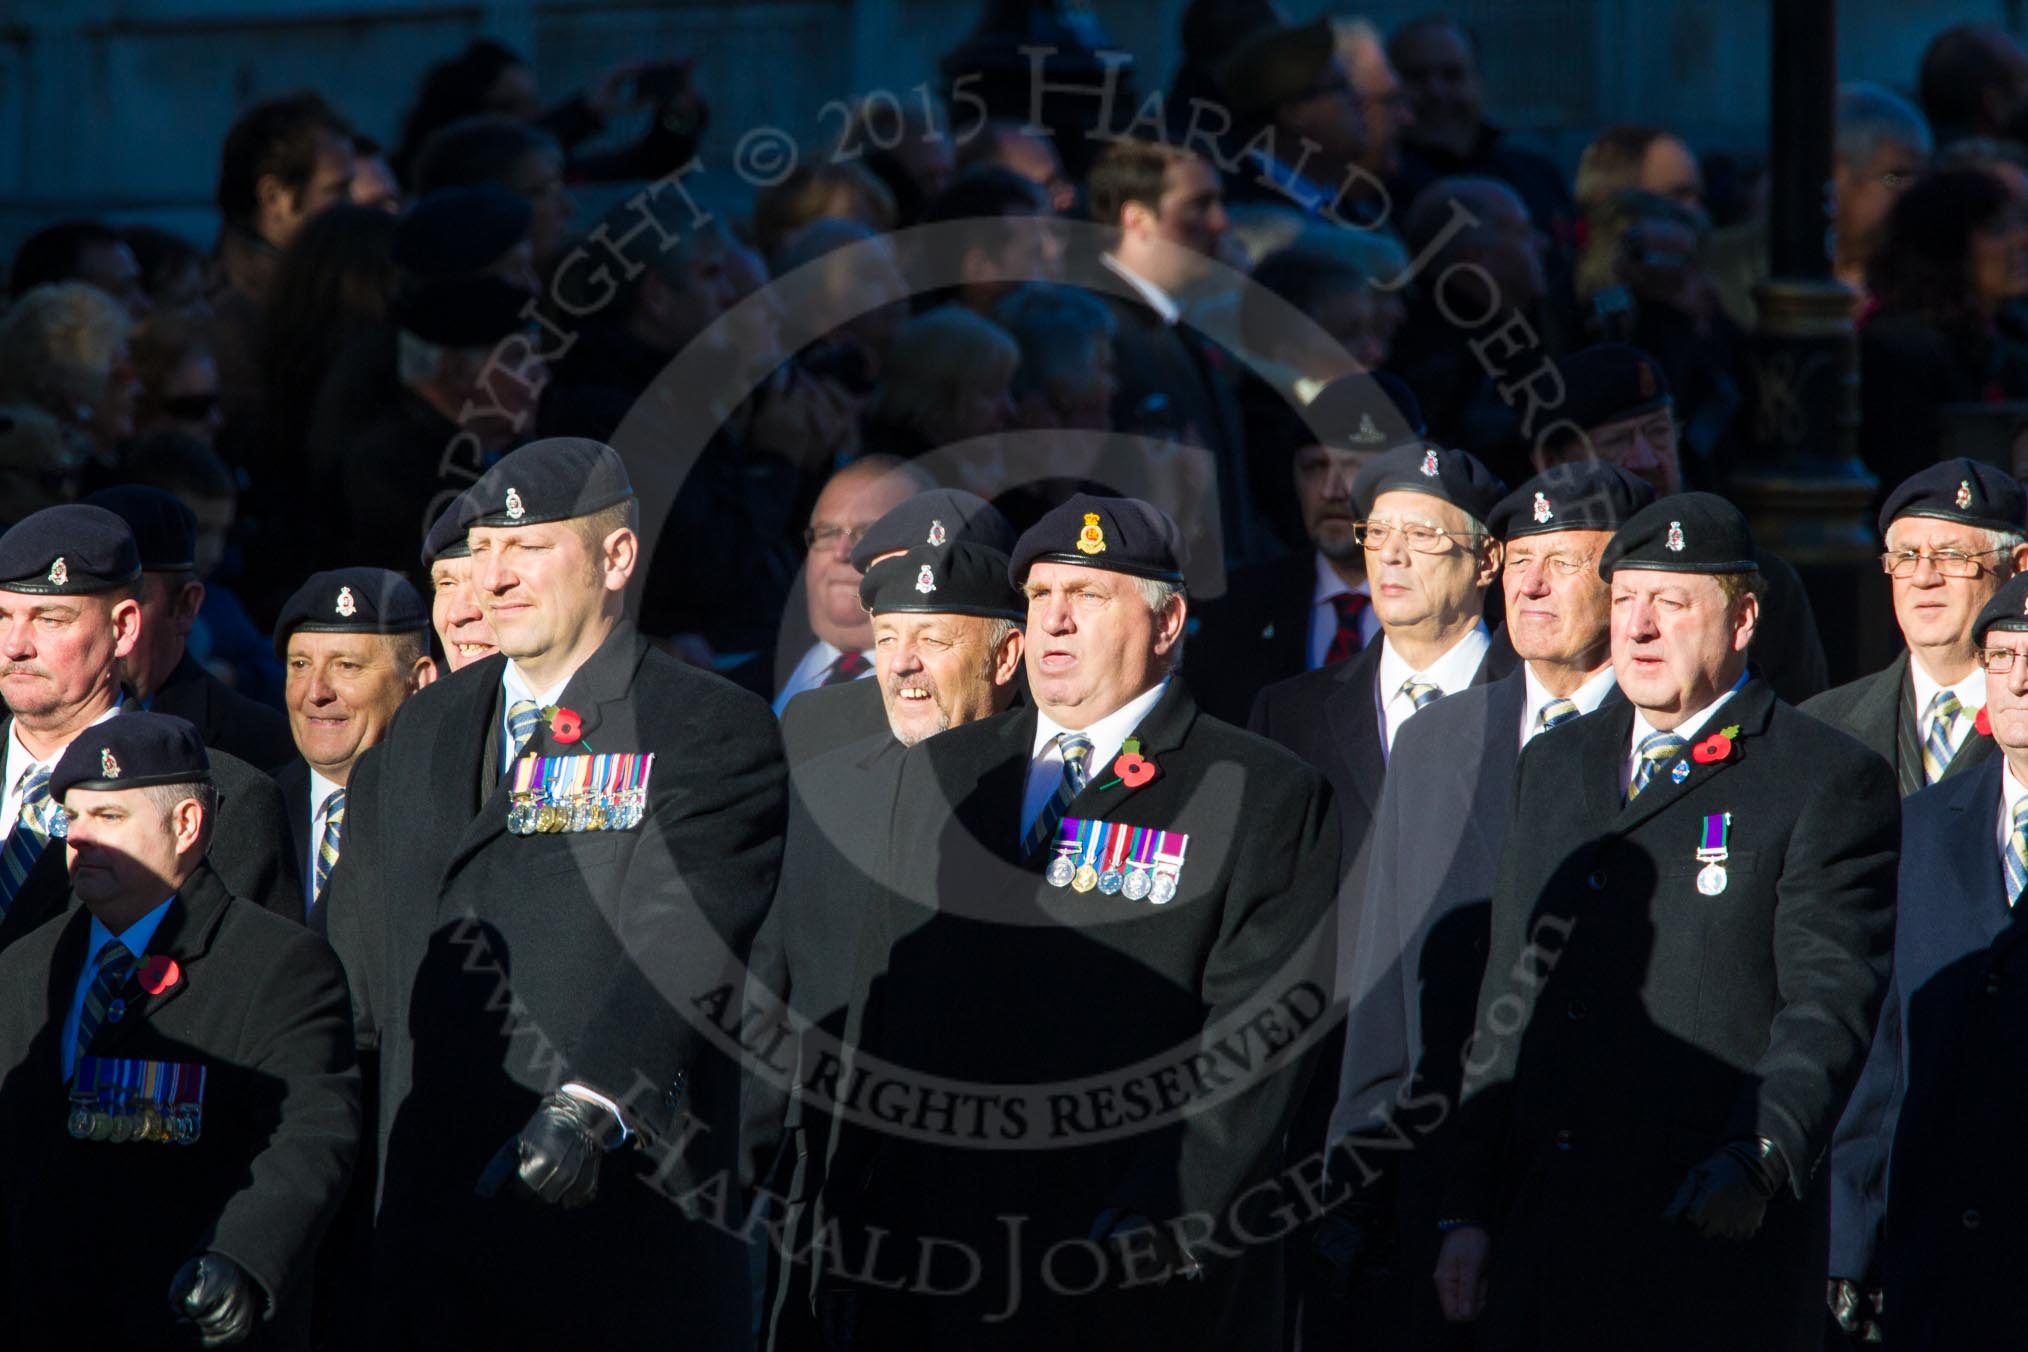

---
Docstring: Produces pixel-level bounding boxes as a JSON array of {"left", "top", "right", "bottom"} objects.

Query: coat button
[
  {"left": 1586, "top": 870, "right": 1607, "bottom": 891},
  {"left": 1964, "top": 1209, "right": 1982, "bottom": 1230},
  {"left": 1566, "top": 999, "right": 1589, "bottom": 1022},
  {"left": 1554, "top": 1128, "right": 1574, "bottom": 1151}
]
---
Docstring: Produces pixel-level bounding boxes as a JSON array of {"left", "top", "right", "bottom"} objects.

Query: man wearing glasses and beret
[{"left": 1804, "top": 458, "right": 2027, "bottom": 796}]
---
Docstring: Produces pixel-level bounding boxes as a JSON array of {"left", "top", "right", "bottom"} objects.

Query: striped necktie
[
  {"left": 1023, "top": 733, "right": 1093, "bottom": 859},
  {"left": 1628, "top": 730, "right": 1689, "bottom": 800},
  {"left": 0, "top": 765, "right": 54, "bottom": 919},
  {"left": 312, "top": 789, "right": 345, "bottom": 915},
  {"left": 74, "top": 937, "right": 138, "bottom": 1068},
  {"left": 1399, "top": 677, "right": 1443, "bottom": 712},
  {"left": 1921, "top": 690, "right": 1962, "bottom": 784},
  {"left": 1323, "top": 593, "right": 1369, "bottom": 665},
  {"left": 2006, "top": 798, "right": 2028, "bottom": 908},
  {"left": 823, "top": 651, "right": 871, "bottom": 686},
  {"left": 506, "top": 699, "right": 542, "bottom": 763},
  {"left": 1539, "top": 698, "right": 1582, "bottom": 732}
]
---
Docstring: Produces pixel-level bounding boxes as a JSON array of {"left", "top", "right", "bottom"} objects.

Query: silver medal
[
  {"left": 1046, "top": 855, "right": 1075, "bottom": 888},
  {"left": 1151, "top": 871, "right": 1178, "bottom": 904},
  {"left": 1122, "top": 868, "right": 1152, "bottom": 901},
  {"left": 1696, "top": 861, "right": 1727, "bottom": 896},
  {"left": 1098, "top": 869, "right": 1123, "bottom": 895}
]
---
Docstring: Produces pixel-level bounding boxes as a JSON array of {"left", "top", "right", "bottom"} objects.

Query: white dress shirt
[
  {"left": 1909, "top": 657, "right": 1985, "bottom": 767},
  {"left": 772, "top": 640, "right": 873, "bottom": 716},
  {"left": 1099, "top": 253, "right": 1182, "bottom": 325},
  {"left": 1994, "top": 764, "right": 2028, "bottom": 902},
  {"left": 63, "top": 895, "right": 174, "bottom": 1079},
  {"left": 1520, "top": 664, "right": 1619, "bottom": 748},
  {"left": 500, "top": 660, "right": 572, "bottom": 775},
  {"left": 1624, "top": 671, "right": 1748, "bottom": 794},
  {"left": 1308, "top": 555, "right": 1378, "bottom": 670},
  {"left": 3, "top": 704, "right": 123, "bottom": 833},
  {"left": 304, "top": 768, "right": 345, "bottom": 917},
  {"left": 1021, "top": 679, "right": 1171, "bottom": 843},
  {"left": 1375, "top": 625, "right": 1491, "bottom": 755}
]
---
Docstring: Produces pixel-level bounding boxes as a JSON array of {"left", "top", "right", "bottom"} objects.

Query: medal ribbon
[
  {"left": 1103, "top": 824, "right": 1132, "bottom": 874},
  {"left": 1696, "top": 812, "right": 1731, "bottom": 862},
  {"left": 1079, "top": 817, "right": 1103, "bottom": 871}
]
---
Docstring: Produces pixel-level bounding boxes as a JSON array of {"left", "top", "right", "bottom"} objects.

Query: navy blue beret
[
  {"left": 394, "top": 186, "right": 533, "bottom": 280},
  {"left": 1557, "top": 343, "right": 1673, "bottom": 431},
  {"left": 1975, "top": 571, "right": 2028, "bottom": 644},
  {"left": 1305, "top": 370, "right": 1426, "bottom": 453},
  {"left": 274, "top": 567, "right": 429, "bottom": 656},
  {"left": 1599, "top": 492, "right": 1757, "bottom": 578},
  {"left": 861, "top": 541, "right": 1025, "bottom": 620},
  {"left": 422, "top": 491, "right": 474, "bottom": 565},
  {"left": 1489, "top": 461, "right": 1657, "bottom": 541},
  {"left": 1009, "top": 493, "right": 1187, "bottom": 585},
  {"left": 0, "top": 504, "right": 141, "bottom": 595},
  {"left": 1878, "top": 457, "right": 2027, "bottom": 538},
  {"left": 83, "top": 485, "right": 197, "bottom": 573},
  {"left": 393, "top": 273, "right": 532, "bottom": 349},
  {"left": 51, "top": 712, "right": 209, "bottom": 800},
  {"left": 850, "top": 488, "right": 1015, "bottom": 572},
  {"left": 461, "top": 438, "right": 635, "bottom": 530},
  {"left": 1351, "top": 443, "right": 1507, "bottom": 526}
]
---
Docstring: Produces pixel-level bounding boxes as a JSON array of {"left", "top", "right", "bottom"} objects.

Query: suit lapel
[
  {"left": 1322, "top": 642, "right": 1388, "bottom": 818},
  {"left": 1062, "top": 681, "right": 1198, "bottom": 824},
  {"left": 930, "top": 706, "right": 1033, "bottom": 866},
  {"left": 89, "top": 866, "right": 232, "bottom": 1057},
  {"left": 1611, "top": 678, "right": 1776, "bottom": 834}
]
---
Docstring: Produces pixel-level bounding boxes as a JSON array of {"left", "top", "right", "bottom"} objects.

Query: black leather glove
[
  {"left": 1827, "top": 1277, "right": 1884, "bottom": 1342},
  {"left": 475, "top": 1091, "right": 625, "bottom": 1208},
  {"left": 168, "top": 1254, "right": 258, "bottom": 1346},
  {"left": 1663, "top": 1137, "right": 1787, "bottom": 1239}
]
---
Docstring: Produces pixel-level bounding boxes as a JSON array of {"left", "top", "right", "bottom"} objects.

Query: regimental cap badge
[
  {"left": 1532, "top": 491, "right": 1553, "bottom": 524},
  {"left": 1420, "top": 448, "right": 1440, "bottom": 478},
  {"left": 100, "top": 748, "right": 120, "bottom": 779},
  {"left": 927, "top": 519, "right": 947, "bottom": 546},
  {"left": 1075, "top": 511, "right": 1107, "bottom": 556},
  {"left": 915, "top": 564, "right": 936, "bottom": 594},
  {"left": 505, "top": 487, "right": 526, "bottom": 521},
  {"left": 1665, "top": 520, "right": 1685, "bottom": 552},
  {"left": 1351, "top": 413, "right": 1385, "bottom": 445},
  {"left": 47, "top": 557, "right": 66, "bottom": 587},
  {"left": 1958, "top": 479, "right": 1974, "bottom": 510},
  {"left": 335, "top": 586, "right": 357, "bottom": 618}
]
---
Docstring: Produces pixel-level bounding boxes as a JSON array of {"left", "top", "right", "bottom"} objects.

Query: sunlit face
[
  {"left": 1885, "top": 516, "right": 2018, "bottom": 659},
  {"left": 1502, "top": 529, "right": 1613, "bottom": 668},
  {"left": 1609, "top": 569, "right": 1755, "bottom": 726},
  {"left": 1984, "top": 628, "right": 2028, "bottom": 752},
  {"left": 1363, "top": 490, "right": 1496, "bottom": 633},
  {"left": 285, "top": 631, "right": 425, "bottom": 782},
  {"left": 872, "top": 611, "right": 1022, "bottom": 746},
  {"left": 803, "top": 470, "right": 918, "bottom": 651},
  {"left": 0, "top": 591, "right": 135, "bottom": 723},
  {"left": 430, "top": 555, "right": 498, "bottom": 671},
  {"left": 1022, "top": 562, "right": 1182, "bottom": 729},
  {"left": 63, "top": 786, "right": 197, "bottom": 910},
  {"left": 469, "top": 520, "right": 629, "bottom": 666}
]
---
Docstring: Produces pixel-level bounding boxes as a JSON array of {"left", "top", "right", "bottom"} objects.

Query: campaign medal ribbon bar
[
  {"left": 1150, "top": 829, "right": 1190, "bottom": 904},
  {"left": 509, "top": 753, "right": 656, "bottom": 835},
  {"left": 68, "top": 1056, "right": 206, "bottom": 1145},
  {"left": 1695, "top": 812, "right": 1731, "bottom": 896}
]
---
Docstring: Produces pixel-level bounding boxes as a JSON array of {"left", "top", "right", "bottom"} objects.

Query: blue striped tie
[
  {"left": 0, "top": 766, "right": 54, "bottom": 919},
  {"left": 1399, "top": 677, "right": 1443, "bottom": 712},
  {"left": 1023, "top": 733, "right": 1092, "bottom": 859},
  {"left": 506, "top": 698, "right": 542, "bottom": 765},
  {"left": 312, "top": 789, "right": 345, "bottom": 914},
  {"left": 73, "top": 938, "right": 137, "bottom": 1069},
  {"left": 1921, "top": 690, "right": 1961, "bottom": 784},
  {"left": 2006, "top": 798, "right": 2028, "bottom": 907},
  {"left": 1539, "top": 697, "right": 1582, "bottom": 732},
  {"left": 1628, "top": 730, "right": 1688, "bottom": 800}
]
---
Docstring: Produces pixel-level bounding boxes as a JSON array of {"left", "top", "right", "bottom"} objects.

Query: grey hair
[
  {"left": 1133, "top": 576, "right": 1187, "bottom": 671},
  {"left": 0, "top": 282, "right": 129, "bottom": 418},
  {"left": 992, "top": 283, "right": 1117, "bottom": 404},
  {"left": 140, "top": 780, "right": 218, "bottom": 833},
  {"left": 1836, "top": 82, "right": 1933, "bottom": 171}
]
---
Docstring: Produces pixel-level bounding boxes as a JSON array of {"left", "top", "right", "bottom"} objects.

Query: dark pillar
[
  {"left": 1730, "top": 0, "right": 1893, "bottom": 685},
  {"left": 940, "top": 0, "right": 1140, "bottom": 182}
]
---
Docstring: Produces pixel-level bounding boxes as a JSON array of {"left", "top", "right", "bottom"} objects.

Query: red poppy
[
  {"left": 137, "top": 955, "right": 181, "bottom": 996},
  {"left": 1113, "top": 752, "right": 1157, "bottom": 788},
  {"left": 1977, "top": 705, "right": 1993, "bottom": 738},
  {"left": 1690, "top": 732, "right": 1732, "bottom": 764},
  {"left": 549, "top": 707, "right": 584, "bottom": 744}
]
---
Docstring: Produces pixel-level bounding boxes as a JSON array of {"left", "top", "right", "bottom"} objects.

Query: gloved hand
[
  {"left": 1826, "top": 1277, "right": 1884, "bottom": 1342},
  {"left": 168, "top": 1253, "right": 258, "bottom": 1346},
  {"left": 1663, "top": 1137, "right": 1787, "bottom": 1239},
  {"left": 475, "top": 1091, "right": 625, "bottom": 1208}
]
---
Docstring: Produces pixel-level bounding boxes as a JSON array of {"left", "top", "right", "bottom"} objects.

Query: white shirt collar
[
  {"left": 309, "top": 767, "right": 345, "bottom": 821},
  {"left": 4, "top": 702, "right": 124, "bottom": 829},
  {"left": 502, "top": 659, "right": 572, "bottom": 714},
  {"left": 1908, "top": 654, "right": 1985, "bottom": 726},
  {"left": 1629, "top": 668, "right": 1749, "bottom": 758},
  {"left": 1521, "top": 663, "right": 1618, "bottom": 746},
  {"left": 1376, "top": 625, "right": 1491, "bottom": 709},
  {"left": 1100, "top": 253, "right": 1182, "bottom": 326},
  {"left": 2000, "top": 761, "right": 2028, "bottom": 877},
  {"left": 1032, "top": 677, "right": 1171, "bottom": 772}
]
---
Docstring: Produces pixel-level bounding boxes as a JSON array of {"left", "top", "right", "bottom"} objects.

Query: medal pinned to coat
[
  {"left": 66, "top": 1056, "right": 205, "bottom": 1145},
  {"left": 1695, "top": 812, "right": 1732, "bottom": 895},
  {"left": 508, "top": 752, "right": 654, "bottom": 835},
  {"left": 1046, "top": 817, "right": 1190, "bottom": 904}
]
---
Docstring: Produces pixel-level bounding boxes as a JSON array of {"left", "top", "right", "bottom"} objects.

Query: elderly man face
[
  {"left": 1984, "top": 625, "right": 2028, "bottom": 751},
  {"left": 1361, "top": 489, "right": 1499, "bottom": 635},
  {"left": 873, "top": 611, "right": 1023, "bottom": 745},
  {"left": 1021, "top": 562, "right": 1184, "bottom": 729},
  {"left": 1503, "top": 528, "right": 1614, "bottom": 671},
  {"left": 285, "top": 630, "right": 433, "bottom": 784},
  {"left": 0, "top": 589, "right": 137, "bottom": 734},
  {"left": 1610, "top": 570, "right": 1756, "bottom": 728},
  {"left": 1885, "top": 515, "right": 2027, "bottom": 677}
]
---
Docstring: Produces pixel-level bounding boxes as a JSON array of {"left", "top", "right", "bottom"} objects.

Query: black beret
[
  {"left": 1877, "top": 457, "right": 2027, "bottom": 538},
  {"left": 1350, "top": 443, "right": 1508, "bottom": 526},
  {"left": 394, "top": 186, "right": 533, "bottom": 280},
  {"left": 460, "top": 438, "right": 635, "bottom": 530},
  {"left": 1974, "top": 571, "right": 2028, "bottom": 645},
  {"left": 860, "top": 541, "right": 1025, "bottom": 620},
  {"left": 83, "top": 485, "right": 197, "bottom": 572},
  {"left": 1305, "top": 371, "right": 1426, "bottom": 453},
  {"left": 0, "top": 504, "right": 141, "bottom": 595},
  {"left": 1599, "top": 492, "right": 1757, "bottom": 578},
  {"left": 422, "top": 491, "right": 473, "bottom": 565},
  {"left": 393, "top": 274, "right": 532, "bottom": 349},
  {"left": 850, "top": 488, "right": 1016, "bottom": 573},
  {"left": 1009, "top": 493, "right": 1188, "bottom": 585},
  {"left": 273, "top": 567, "right": 429, "bottom": 656},
  {"left": 1557, "top": 343, "right": 1672, "bottom": 432},
  {"left": 1214, "top": 16, "right": 1334, "bottom": 115},
  {"left": 51, "top": 712, "right": 209, "bottom": 800},
  {"left": 1489, "top": 461, "right": 1658, "bottom": 541}
]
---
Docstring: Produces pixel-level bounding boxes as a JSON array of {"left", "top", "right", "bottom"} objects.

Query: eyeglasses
[
  {"left": 1981, "top": 647, "right": 2028, "bottom": 674},
  {"left": 1354, "top": 520, "right": 1483, "bottom": 553},
  {"left": 804, "top": 522, "right": 872, "bottom": 552},
  {"left": 1504, "top": 552, "right": 1595, "bottom": 577},
  {"left": 1880, "top": 547, "right": 2005, "bottom": 578}
]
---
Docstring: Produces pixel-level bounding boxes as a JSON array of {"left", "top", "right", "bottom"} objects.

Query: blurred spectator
[
  {"left": 411, "top": 116, "right": 574, "bottom": 269},
  {"left": 1862, "top": 168, "right": 2028, "bottom": 496},
  {"left": 1575, "top": 124, "right": 1703, "bottom": 227},
  {"left": 391, "top": 38, "right": 706, "bottom": 189},
  {"left": 121, "top": 226, "right": 210, "bottom": 319},
  {"left": 752, "top": 162, "right": 897, "bottom": 262},
  {"left": 261, "top": 203, "right": 400, "bottom": 470},
  {"left": 1836, "top": 84, "right": 1934, "bottom": 298},
  {"left": 130, "top": 314, "right": 224, "bottom": 448},
  {"left": 1334, "top": 17, "right": 1415, "bottom": 184},
  {"left": 957, "top": 120, "right": 1077, "bottom": 214},
  {"left": 1387, "top": 16, "right": 1578, "bottom": 256},
  {"left": 0, "top": 282, "right": 137, "bottom": 470},
  {"left": 1169, "top": 0, "right": 1282, "bottom": 126},
  {"left": 0, "top": 404, "right": 84, "bottom": 523},
  {"left": 1918, "top": 22, "right": 2028, "bottom": 151},
  {"left": 1213, "top": 17, "right": 1371, "bottom": 216},
  {"left": 864, "top": 306, "right": 1019, "bottom": 462},
  {"left": 716, "top": 240, "right": 860, "bottom": 475},
  {"left": 917, "top": 165, "right": 1063, "bottom": 314},
  {"left": 844, "top": 95, "right": 955, "bottom": 226},
  {"left": 8, "top": 221, "right": 151, "bottom": 319},
  {"left": 349, "top": 134, "right": 403, "bottom": 213},
  {"left": 996, "top": 283, "right": 1118, "bottom": 432},
  {"left": 771, "top": 219, "right": 911, "bottom": 393}
]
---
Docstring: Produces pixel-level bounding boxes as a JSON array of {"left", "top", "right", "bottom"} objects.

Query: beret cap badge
[
  {"left": 1352, "top": 413, "right": 1385, "bottom": 445},
  {"left": 927, "top": 519, "right": 947, "bottom": 546},
  {"left": 915, "top": 564, "right": 936, "bottom": 594},
  {"left": 1958, "top": 480, "right": 1974, "bottom": 510},
  {"left": 1420, "top": 448, "right": 1440, "bottom": 478},
  {"left": 47, "top": 558, "right": 66, "bottom": 587},
  {"left": 1075, "top": 512, "right": 1107, "bottom": 557},
  {"left": 100, "top": 748, "right": 120, "bottom": 779},
  {"left": 334, "top": 586, "right": 357, "bottom": 618},
  {"left": 1666, "top": 521, "right": 1685, "bottom": 552},
  {"left": 1532, "top": 492, "right": 1553, "bottom": 524},
  {"left": 505, "top": 487, "right": 526, "bottom": 522}
]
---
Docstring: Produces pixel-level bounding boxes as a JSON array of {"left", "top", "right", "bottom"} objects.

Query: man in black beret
[
  {"left": 421, "top": 492, "right": 499, "bottom": 674},
  {"left": 0, "top": 504, "right": 298, "bottom": 952},
  {"left": 83, "top": 485, "right": 294, "bottom": 772},
  {"left": 0, "top": 712, "right": 357, "bottom": 1348},
  {"left": 1803, "top": 458, "right": 2027, "bottom": 798},
  {"left": 822, "top": 492, "right": 1341, "bottom": 1348},
  {"left": 321, "top": 436, "right": 785, "bottom": 1344},
  {"left": 1324, "top": 459, "right": 1653, "bottom": 1341},
  {"left": 1827, "top": 569, "right": 2028, "bottom": 1344},
  {"left": 778, "top": 486, "right": 1016, "bottom": 763},
  {"left": 1433, "top": 492, "right": 1898, "bottom": 1351}
]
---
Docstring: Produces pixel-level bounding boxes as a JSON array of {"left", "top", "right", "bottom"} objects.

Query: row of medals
[
  {"left": 1046, "top": 850, "right": 1177, "bottom": 904},
  {"left": 67, "top": 1094, "right": 201, "bottom": 1145},
  {"left": 508, "top": 789, "right": 646, "bottom": 836}
]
